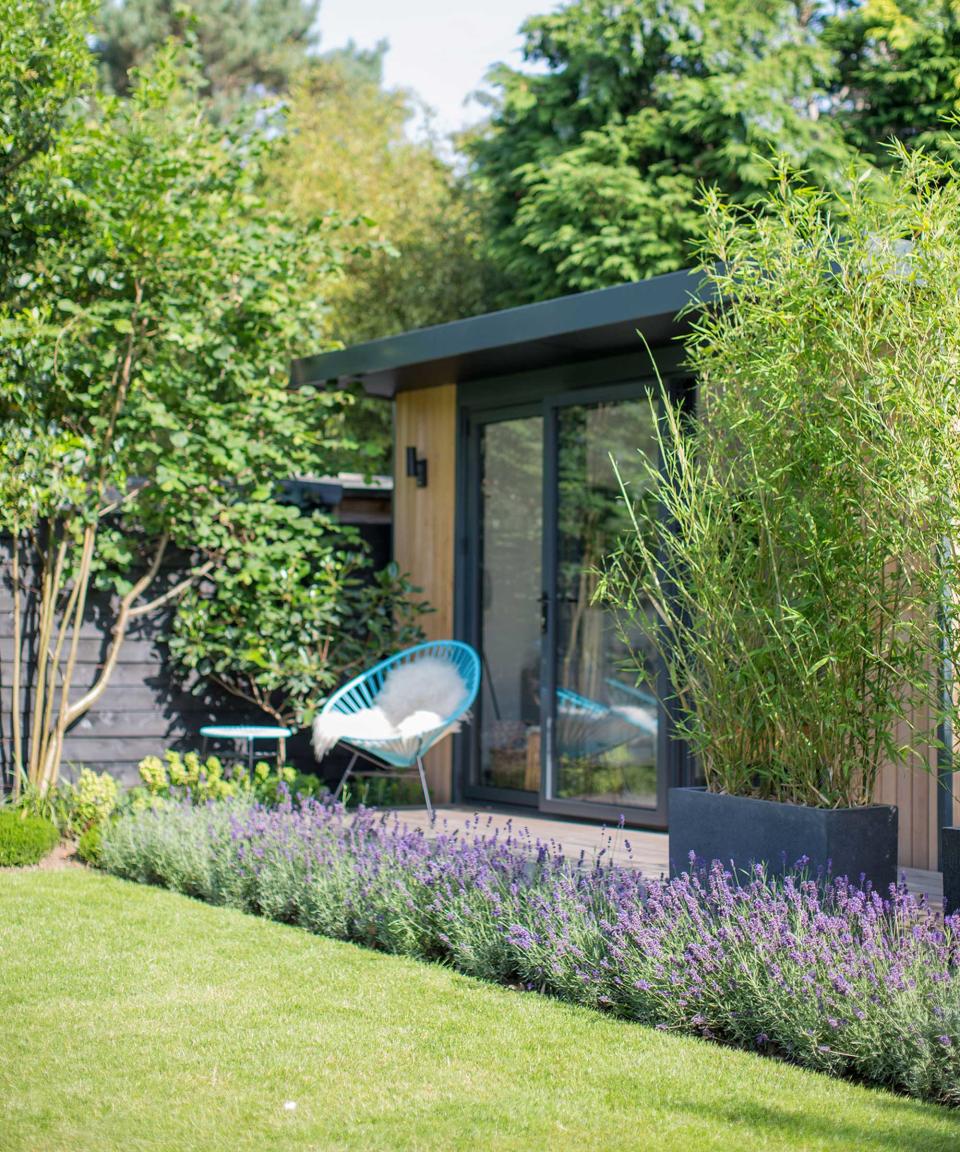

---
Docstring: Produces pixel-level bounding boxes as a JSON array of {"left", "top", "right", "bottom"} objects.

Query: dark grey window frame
[{"left": 453, "top": 348, "right": 696, "bottom": 828}]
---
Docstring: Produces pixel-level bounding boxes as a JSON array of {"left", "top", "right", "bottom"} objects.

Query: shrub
[
  {"left": 599, "top": 148, "right": 960, "bottom": 807},
  {"left": 76, "top": 824, "right": 102, "bottom": 866},
  {"left": 0, "top": 811, "right": 59, "bottom": 867},
  {"left": 100, "top": 798, "right": 960, "bottom": 1107},
  {"left": 62, "top": 768, "right": 118, "bottom": 836},
  {"left": 132, "top": 750, "right": 315, "bottom": 808},
  {"left": 168, "top": 513, "right": 429, "bottom": 745},
  {"left": 13, "top": 780, "right": 69, "bottom": 829},
  {"left": 15, "top": 769, "right": 119, "bottom": 837}
]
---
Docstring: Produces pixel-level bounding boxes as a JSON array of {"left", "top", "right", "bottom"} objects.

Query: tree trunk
[
  {"left": 27, "top": 535, "right": 67, "bottom": 788},
  {"left": 10, "top": 535, "right": 23, "bottom": 800},
  {"left": 37, "top": 524, "right": 96, "bottom": 793}
]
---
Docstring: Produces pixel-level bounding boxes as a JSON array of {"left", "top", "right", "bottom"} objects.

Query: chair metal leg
[
  {"left": 333, "top": 751, "right": 359, "bottom": 802},
  {"left": 416, "top": 755, "right": 433, "bottom": 818}
]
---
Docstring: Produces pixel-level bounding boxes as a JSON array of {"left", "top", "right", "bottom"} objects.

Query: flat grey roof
[{"left": 290, "top": 268, "right": 704, "bottom": 397}]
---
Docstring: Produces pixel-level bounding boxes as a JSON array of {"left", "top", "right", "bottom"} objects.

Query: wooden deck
[{"left": 389, "top": 803, "right": 944, "bottom": 902}]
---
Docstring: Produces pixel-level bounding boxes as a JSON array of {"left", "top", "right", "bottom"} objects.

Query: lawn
[{"left": 2, "top": 870, "right": 959, "bottom": 1152}]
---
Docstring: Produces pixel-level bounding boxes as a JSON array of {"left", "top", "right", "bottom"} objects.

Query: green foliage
[
  {"left": 268, "top": 49, "right": 494, "bottom": 471},
  {"left": 133, "top": 748, "right": 318, "bottom": 806},
  {"left": 167, "top": 501, "right": 428, "bottom": 730},
  {"left": 600, "top": 149, "right": 960, "bottom": 808},
  {"left": 829, "top": 0, "right": 960, "bottom": 165},
  {"left": 469, "top": 0, "right": 852, "bottom": 303},
  {"left": 96, "top": 0, "right": 320, "bottom": 105},
  {"left": 14, "top": 768, "right": 118, "bottom": 836},
  {"left": 61, "top": 768, "right": 118, "bottom": 835},
  {"left": 470, "top": 0, "right": 960, "bottom": 305},
  {"left": 76, "top": 823, "right": 103, "bottom": 865},
  {"left": 272, "top": 51, "right": 492, "bottom": 347},
  {"left": 0, "top": 811, "right": 59, "bottom": 866},
  {"left": 0, "top": 16, "right": 367, "bottom": 790},
  {"left": 3, "top": 42, "right": 344, "bottom": 552},
  {"left": 12, "top": 780, "right": 68, "bottom": 828},
  {"left": 0, "top": 0, "right": 95, "bottom": 195}
]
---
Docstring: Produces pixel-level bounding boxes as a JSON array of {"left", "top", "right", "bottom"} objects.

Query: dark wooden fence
[{"left": 0, "top": 478, "right": 392, "bottom": 789}]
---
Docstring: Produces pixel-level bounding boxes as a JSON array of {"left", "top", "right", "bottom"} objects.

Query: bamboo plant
[{"left": 600, "top": 148, "right": 960, "bottom": 808}]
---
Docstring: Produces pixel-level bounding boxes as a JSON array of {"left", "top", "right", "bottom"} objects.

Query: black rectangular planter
[
  {"left": 942, "top": 827, "right": 960, "bottom": 915},
  {"left": 669, "top": 787, "right": 898, "bottom": 892}
]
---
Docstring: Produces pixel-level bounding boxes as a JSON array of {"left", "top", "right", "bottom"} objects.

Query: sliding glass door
[
  {"left": 541, "top": 389, "right": 667, "bottom": 824},
  {"left": 468, "top": 409, "right": 543, "bottom": 800},
  {"left": 462, "top": 380, "right": 674, "bottom": 826}
]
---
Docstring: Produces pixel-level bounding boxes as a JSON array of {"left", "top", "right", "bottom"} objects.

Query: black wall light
[{"left": 405, "top": 446, "right": 428, "bottom": 488}]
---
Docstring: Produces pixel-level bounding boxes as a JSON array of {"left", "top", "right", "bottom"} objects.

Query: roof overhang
[{"left": 290, "top": 268, "right": 707, "bottom": 398}]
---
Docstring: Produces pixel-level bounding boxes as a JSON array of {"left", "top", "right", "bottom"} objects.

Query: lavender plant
[{"left": 100, "top": 798, "right": 960, "bottom": 1106}]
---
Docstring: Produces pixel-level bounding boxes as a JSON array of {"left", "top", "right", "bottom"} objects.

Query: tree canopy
[
  {"left": 265, "top": 46, "right": 493, "bottom": 472},
  {"left": 93, "top": 7, "right": 495, "bottom": 471},
  {"left": 0, "top": 3, "right": 397, "bottom": 791},
  {"left": 271, "top": 47, "right": 490, "bottom": 347},
  {"left": 96, "top": 0, "right": 319, "bottom": 103},
  {"left": 469, "top": 0, "right": 960, "bottom": 305},
  {"left": 829, "top": 0, "right": 960, "bottom": 164}
]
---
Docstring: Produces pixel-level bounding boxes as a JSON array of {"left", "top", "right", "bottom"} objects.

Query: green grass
[{"left": 2, "top": 871, "right": 960, "bottom": 1152}]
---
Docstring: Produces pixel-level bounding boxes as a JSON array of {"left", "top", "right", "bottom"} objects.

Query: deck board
[{"left": 387, "top": 803, "right": 943, "bottom": 902}]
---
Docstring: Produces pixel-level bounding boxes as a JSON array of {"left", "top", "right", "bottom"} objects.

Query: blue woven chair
[
  {"left": 320, "top": 640, "right": 480, "bottom": 815},
  {"left": 556, "top": 684, "right": 657, "bottom": 758}
]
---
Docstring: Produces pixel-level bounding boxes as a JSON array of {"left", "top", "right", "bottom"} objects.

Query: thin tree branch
[{"left": 128, "top": 560, "right": 214, "bottom": 620}]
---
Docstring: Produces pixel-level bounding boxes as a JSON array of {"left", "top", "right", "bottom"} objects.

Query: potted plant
[
  {"left": 600, "top": 149, "right": 960, "bottom": 891},
  {"left": 943, "top": 828, "right": 960, "bottom": 914}
]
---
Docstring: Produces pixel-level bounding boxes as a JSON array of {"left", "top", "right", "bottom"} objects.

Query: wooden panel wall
[
  {"left": 871, "top": 674, "right": 960, "bottom": 872},
  {"left": 0, "top": 567, "right": 249, "bottom": 788},
  {"left": 394, "top": 384, "right": 457, "bottom": 802},
  {"left": 874, "top": 715, "right": 940, "bottom": 871}
]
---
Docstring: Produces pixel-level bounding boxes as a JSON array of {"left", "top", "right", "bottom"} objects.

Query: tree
[
  {"left": 96, "top": 0, "right": 319, "bottom": 104},
  {"left": 469, "top": 0, "right": 852, "bottom": 304},
  {"left": 167, "top": 502, "right": 427, "bottom": 757},
  {"left": 278, "top": 51, "right": 491, "bottom": 344},
  {"left": 0, "top": 13, "right": 369, "bottom": 794},
  {"left": 828, "top": 0, "right": 960, "bottom": 165},
  {"left": 0, "top": 0, "right": 95, "bottom": 187},
  {"left": 93, "top": 23, "right": 493, "bottom": 473},
  {"left": 469, "top": 0, "right": 960, "bottom": 306},
  {"left": 268, "top": 48, "right": 494, "bottom": 472}
]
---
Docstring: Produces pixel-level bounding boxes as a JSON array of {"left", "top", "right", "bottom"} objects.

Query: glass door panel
[
  {"left": 473, "top": 415, "right": 543, "bottom": 795},
  {"left": 547, "top": 396, "right": 663, "bottom": 815}
]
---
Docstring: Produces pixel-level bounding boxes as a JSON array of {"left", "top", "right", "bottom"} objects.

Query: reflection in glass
[
  {"left": 552, "top": 398, "right": 660, "bottom": 807},
  {"left": 476, "top": 416, "right": 543, "bottom": 792}
]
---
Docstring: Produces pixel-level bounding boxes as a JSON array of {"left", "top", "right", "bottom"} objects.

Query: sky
[{"left": 318, "top": 0, "right": 543, "bottom": 136}]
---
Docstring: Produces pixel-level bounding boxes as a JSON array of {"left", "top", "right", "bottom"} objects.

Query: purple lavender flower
[{"left": 99, "top": 793, "right": 960, "bottom": 1108}]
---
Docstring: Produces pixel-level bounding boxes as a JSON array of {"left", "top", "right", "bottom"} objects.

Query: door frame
[
  {"left": 458, "top": 399, "right": 543, "bottom": 808},
  {"left": 539, "top": 380, "right": 671, "bottom": 827},
  {"left": 453, "top": 350, "right": 694, "bottom": 823}
]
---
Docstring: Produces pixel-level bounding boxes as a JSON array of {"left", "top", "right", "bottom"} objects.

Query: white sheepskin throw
[{"left": 312, "top": 656, "right": 471, "bottom": 761}]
